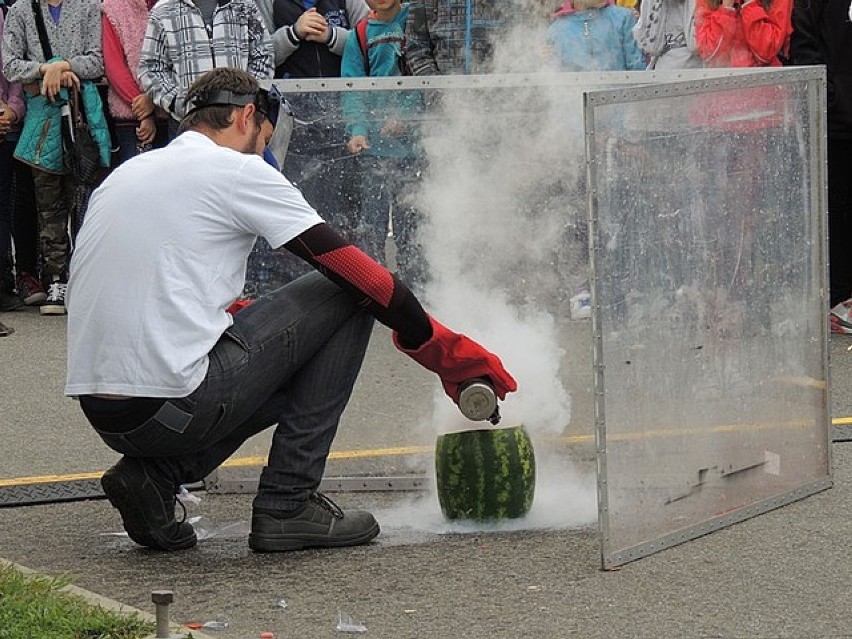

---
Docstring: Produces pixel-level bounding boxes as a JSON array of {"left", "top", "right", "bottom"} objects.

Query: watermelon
[{"left": 434, "top": 424, "right": 536, "bottom": 521}]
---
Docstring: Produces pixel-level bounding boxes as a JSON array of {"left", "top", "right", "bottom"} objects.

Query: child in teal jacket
[{"left": 341, "top": 0, "right": 426, "bottom": 290}]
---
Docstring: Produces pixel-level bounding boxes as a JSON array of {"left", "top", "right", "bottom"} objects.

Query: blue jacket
[
  {"left": 547, "top": 5, "right": 647, "bottom": 71},
  {"left": 14, "top": 80, "right": 111, "bottom": 174}
]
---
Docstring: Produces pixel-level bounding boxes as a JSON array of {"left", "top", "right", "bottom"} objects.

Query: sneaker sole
[
  {"left": 39, "top": 304, "right": 66, "bottom": 316},
  {"left": 22, "top": 292, "right": 47, "bottom": 306},
  {"left": 830, "top": 314, "right": 852, "bottom": 334},
  {"left": 248, "top": 521, "right": 380, "bottom": 553},
  {"left": 101, "top": 470, "right": 197, "bottom": 551}
]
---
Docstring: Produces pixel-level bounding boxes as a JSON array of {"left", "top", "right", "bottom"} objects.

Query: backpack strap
[
  {"left": 354, "top": 16, "right": 413, "bottom": 76},
  {"left": 355, "top": 17, "right": 370, "bottom": 75},
  {"left": 31, "top": 0, "right": 54, "bottom": 60}
]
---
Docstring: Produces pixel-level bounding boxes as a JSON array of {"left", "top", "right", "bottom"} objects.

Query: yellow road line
[{"left": 1, "top": 417, "right": 847, "bottom": 488}]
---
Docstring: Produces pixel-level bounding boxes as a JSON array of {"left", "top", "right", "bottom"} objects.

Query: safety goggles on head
[{"left": 184, "top": 84, "right": 289, "bottom": 127}]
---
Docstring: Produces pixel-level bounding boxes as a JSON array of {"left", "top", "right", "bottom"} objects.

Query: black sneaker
[
  {"left": 101, "top": 457, "right": 197, "bottom": 551},
  {"left": 40, "top": 276, "right": 66, "bottom": 316},
  {"left": 249, "top": 492, "right": 380, "bottom": 552},
  {"left": 0, "top": 291, "right": 22, "bottom": 312}
]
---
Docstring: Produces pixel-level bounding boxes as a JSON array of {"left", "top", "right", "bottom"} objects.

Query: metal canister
[{"left": 457, "top": 378, "right": 499, "bottom": 424}]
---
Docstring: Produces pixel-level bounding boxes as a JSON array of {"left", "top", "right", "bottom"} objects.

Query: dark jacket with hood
[
  {"left": 258, "top": 0, "right": 368, "bottom": 78},
  {"left": 792, "top": 0, "right": 852, "bottom": 137}
]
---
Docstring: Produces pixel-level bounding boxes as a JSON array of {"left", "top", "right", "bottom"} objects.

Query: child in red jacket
[{"left": 695, "top": 0, "right": 791, "bottom": 67}]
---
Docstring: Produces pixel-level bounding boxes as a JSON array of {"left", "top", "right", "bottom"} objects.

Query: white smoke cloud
[
  {"left": 413, "top": 69, "right": 588, "bottom": 438},
  {"left": 380, "top": 25, "right": 600, "bottom": 536},
  {"left": 374, "top": 452, "right": 598, "bottom": 543}
]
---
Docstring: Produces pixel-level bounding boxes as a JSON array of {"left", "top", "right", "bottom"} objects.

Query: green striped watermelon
[{"left": 435, "top": 425, "right": 536, "bottom": 521}]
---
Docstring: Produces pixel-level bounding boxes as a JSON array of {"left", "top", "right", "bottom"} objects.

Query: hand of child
[
  {"left": 380, "top": 118, "right": 406, "bottom": 136},
  {"left": 296, "top": 9, "right": 329, "bottom": 42},
  {"left": 131, "top": 93, "right": 155, "bottom": 121},
  {"left": 0, "top": 103, "right": 16, "bottom": 135},
  {"left": 346, "top": 135, "right": 370, "bottom": 154},
  {"left": 40, "top": 60, "right": 68, "bottom": 101},
  {"left": 60, "top": 71, "right": 80, "bottom": 92},
  {"left": 136, "top": 117, "right": 157, "bottom": 145}
]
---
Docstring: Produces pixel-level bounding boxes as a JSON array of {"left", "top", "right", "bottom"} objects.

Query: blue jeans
[
  {"left": 92, "top": 272, "right": 374, "bottom": 511},
  {"left": 112, "top": 120, "right": 169, "bottom": 168}
]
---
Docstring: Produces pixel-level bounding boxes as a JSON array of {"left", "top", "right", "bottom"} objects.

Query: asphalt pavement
[{"left": 2, "top": 305, "right": 852, "bottom": 639}]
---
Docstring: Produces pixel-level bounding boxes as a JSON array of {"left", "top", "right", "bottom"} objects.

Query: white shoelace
[{"left": 46, "top": 281, "right": 66, "bottom": 301}]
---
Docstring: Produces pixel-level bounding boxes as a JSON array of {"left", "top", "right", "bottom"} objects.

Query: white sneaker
[
  {"left": 830, "top": 299, "right": 852, "bottom": 334},
  {"left": 569, "top": 289, "right": 592, "bottom": 320}
]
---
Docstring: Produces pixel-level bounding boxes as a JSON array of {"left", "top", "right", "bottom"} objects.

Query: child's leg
[
  {"left": 31, "top": 168, "right": 71, "bottom": 279},
  {"left": 11, "top": 160, "right": 40, "bottom": 277},
  {"left": 0, "top": 140, "right": 15, "bottom": 294},
  {"left": 389, "top": 157, "right": 426, "bottom": 292}
]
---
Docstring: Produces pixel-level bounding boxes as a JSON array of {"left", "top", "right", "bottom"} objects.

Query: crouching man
[{"left": 65, "top": 67, "right": 517, "bottom": 552}]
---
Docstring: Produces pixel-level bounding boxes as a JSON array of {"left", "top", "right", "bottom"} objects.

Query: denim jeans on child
[
  {"left": 87, "top": 271, "right": 374, "bottom": 512},
  {"left": 112, "top": 120, "right": 169, "bottom": 168},
  {"left": 358, "top": 155, "right": 426, "bottom": 291}
]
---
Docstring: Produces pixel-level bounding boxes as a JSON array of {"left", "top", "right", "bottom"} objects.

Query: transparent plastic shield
[{"left": 584, "top": 72, "right": 831, "bottom": 567}]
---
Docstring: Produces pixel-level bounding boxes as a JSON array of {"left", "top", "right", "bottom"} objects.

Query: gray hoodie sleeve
[
  {"left": 138, "top": 11, "right": 180, "bottom": 115},
  {"left": 325, "top": 0, "right": 369, "bottom": 56},
  {"left": 66, "top": 0, "right": 103, "bottom": 80},
  {"left": 634, "top": 0, "right": 667, "bottom": 57},
  {"left": 2, "top": 2, "right": 40, "bottom": 83},
  {"left": 2, "top": 0, "right": 102, "bottom": 83}
]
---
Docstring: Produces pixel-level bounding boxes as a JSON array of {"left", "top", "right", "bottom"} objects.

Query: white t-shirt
[{"left": 65, "top": 131, "right": 324, "bottom": 398}]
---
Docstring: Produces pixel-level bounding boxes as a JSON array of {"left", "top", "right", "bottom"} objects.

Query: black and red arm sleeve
[{"left": 283, "top": 223, "right": 432, "bottom": 349}]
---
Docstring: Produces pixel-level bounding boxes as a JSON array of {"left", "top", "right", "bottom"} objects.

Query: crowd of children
[{"left": 0, "top": 0, "right": 847, "bottom": 335}]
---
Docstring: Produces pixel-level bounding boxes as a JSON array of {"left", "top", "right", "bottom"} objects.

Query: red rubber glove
[{"left": 393, "top": 315, "right": 518, "bottom": 403}]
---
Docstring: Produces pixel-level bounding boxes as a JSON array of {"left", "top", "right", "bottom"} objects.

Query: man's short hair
[{"left": 179, "top": 68, "right": 265, "bottom": 135}]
